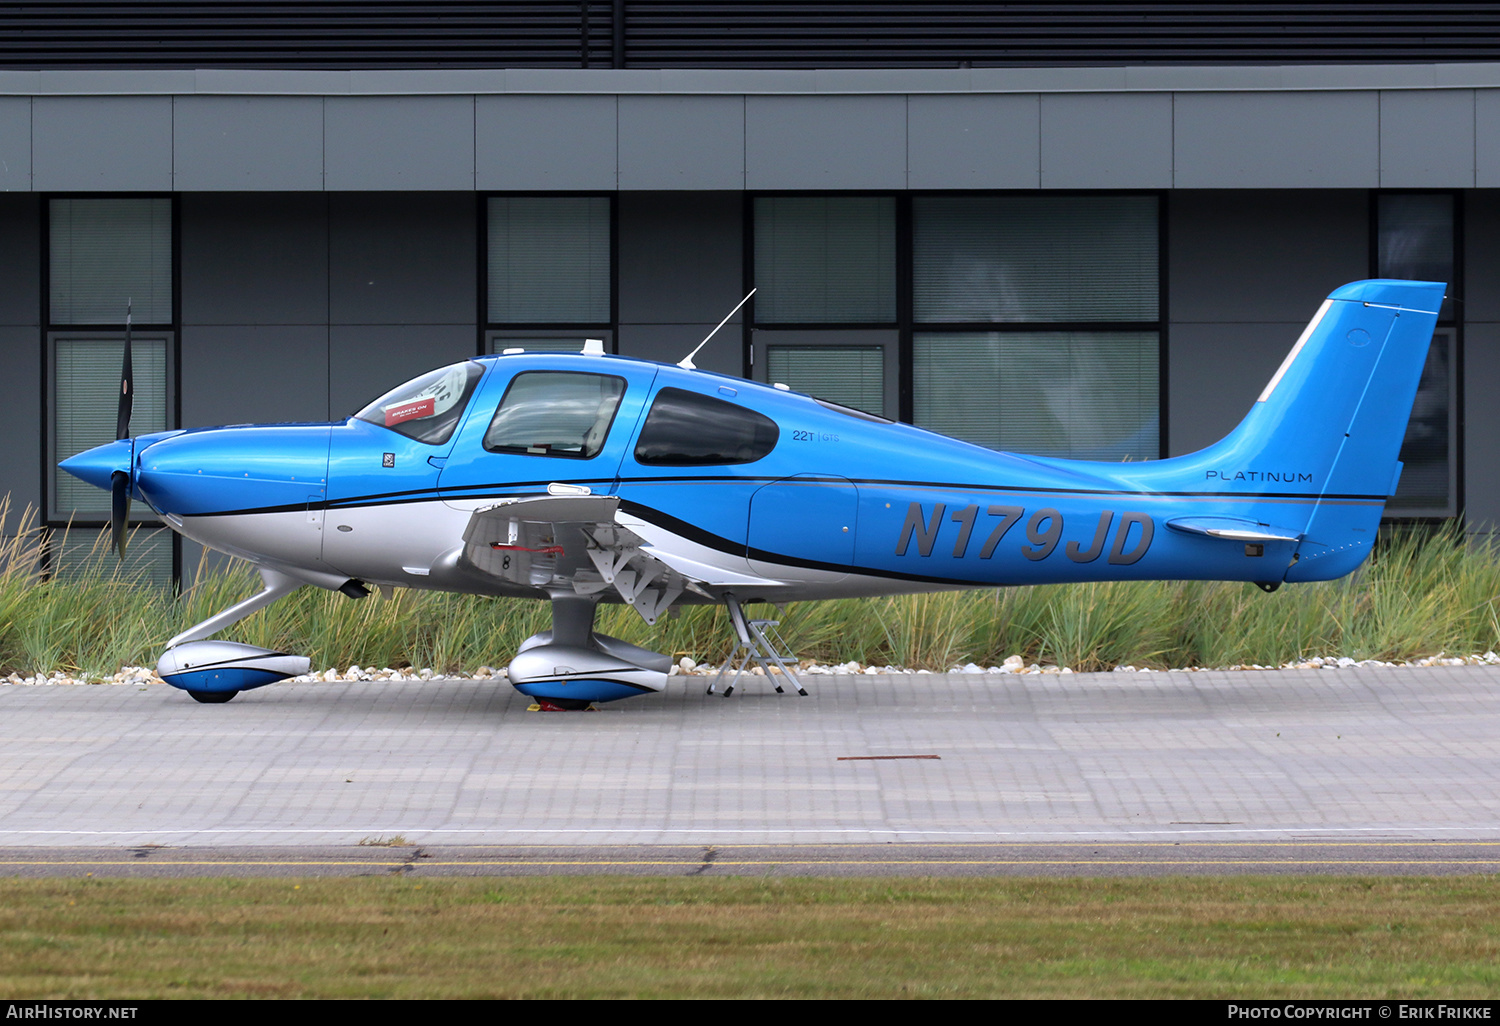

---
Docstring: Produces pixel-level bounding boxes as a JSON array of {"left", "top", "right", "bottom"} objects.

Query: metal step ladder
[{"left": 707, "top": 595, "right": 808, "bottom": 697}]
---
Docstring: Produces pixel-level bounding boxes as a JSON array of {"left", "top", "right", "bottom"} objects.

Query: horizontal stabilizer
[{"left": 1166, "top": 516, "right": 1302, "bottom": 543}]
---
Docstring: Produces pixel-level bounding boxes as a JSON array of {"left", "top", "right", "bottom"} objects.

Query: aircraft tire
[{"left": 187, "top": 690, "right": 239, "bottom": 704}]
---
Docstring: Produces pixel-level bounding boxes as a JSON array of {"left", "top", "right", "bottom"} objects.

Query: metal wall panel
[
  {"left": 0, "top": 97, "right": 29, "bottom": 192},
  {"left": 1041, "top": 92, "right": 1173, "bottom": 189},
  {"left": 617, "top": 95, "right": 744, "bottom": 190},
  {"left": 907, "top": 93, "right": 1039, "bottom": 189},
  {"left": 324, "top": 96, "right": 474, "bottom": 191},
  {"left": 179, "top": 325, "right": 330, "bottom": 426},
  {"left": 617, "top": 192, "right": 742, "bottom": 324},
  {"left": 1380, "top": 89, "right": 1475, "bottom": 188},
  {"left": 1463, "top": 324, "right": 1500, "bottom": 534},
  {"left": 1461, "top": 192, "right": 1500, "bottom": 533},
  {"left": 1173, "top": 91, "right": 1379, "bottom": 188},
  {"left": 1475, "top": 90, "right": 1500, "bottom": 188},
  {"left": 0, "top": 324, "right": 40, "bottom": 512},
  {"left": 1166, "top": 321, "right": 1305, "bottom": 456},
  {"left": 616, "top": 322, "right": 740, "bottom": 376},
  {"left": 0, "top": 193, "right": 38, "bottom": 326},
  {"left": 180, "top": 194, "right": 328, "bottom": 326},
  {"left": 1463, "top": 192, "right": 1500, "bottom": 532},
  {"left": 32, "top": 96, "right": 172, "bottom": 191},
  {"left": 1167, "top": 189, "right": 1368, "bottom": 457},
  {"left": 328, "top": 193, "right": 475, "bottom": 325},
  {"left": 328, "top": 324, "right": 474, "bottom": 419},
  {"left": 476, "top": 95, "right": 617, "bottom": 190},
  {"left": 1, "top": 79, "right": 1497, "bottom": 194},
  {"left": 745, "top": 95, "right": 905, "bottom": 190},
  {"left": 1466, "top": 190, "right": 1500, "bottom": 322},
  {"left": 173, "top": 96, "right": 324, "bottom": 192},
  {"left": 1168, "top": 190, "right": 1367, "bottom": 323}
]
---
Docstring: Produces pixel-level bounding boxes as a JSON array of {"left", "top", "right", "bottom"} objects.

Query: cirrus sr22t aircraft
[{"left": 62, "top": 278, "right": 1443, "bottom": 710}]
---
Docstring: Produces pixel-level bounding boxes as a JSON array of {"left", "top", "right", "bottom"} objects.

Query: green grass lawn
[{"left": 2, "top": 876, "right": 1497, "bottom": 999}]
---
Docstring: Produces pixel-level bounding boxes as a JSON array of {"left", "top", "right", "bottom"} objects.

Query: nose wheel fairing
[{"left": 154, "top": 568, "right": 314, "bottom": 701}]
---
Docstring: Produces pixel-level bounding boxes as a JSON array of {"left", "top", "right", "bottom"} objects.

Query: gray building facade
[{"left": 2, "top": 60, "right": 1497, "bottom": 580}]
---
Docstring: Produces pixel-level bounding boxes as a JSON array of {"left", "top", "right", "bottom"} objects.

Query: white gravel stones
[{"left": 4, "top": 649, "right": 1499, "bottom": 686}]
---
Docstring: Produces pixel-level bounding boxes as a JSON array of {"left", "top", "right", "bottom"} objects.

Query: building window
[
  {"left": 753, "top": 196, "right": 896, "bottom": 324},
  {"left": 51, "top": 523, "right": 176, "bottom": 590},
  {"left": 50, "top": 198, "right": 173, "bottom": 326},
  {"left": 766, "top": 345, "right": 885, "bottom": 418},
  {"left": 910, "top": 195, "right": 1160, "bottom": 460},
  {"left": 52, "top": 335, "right": 170, "bottom": 518},
  {"left": 46, "top": 197, "right": 176, "bottom": 585},
  {"left": 913, "top": 330, "right": 1159, "bottom": 460},
  {"left": 486, "top": 196, "right": 612, "bottom": 331},
  {"left": 750, "top": 196, "right": 897, "bottom": 419},
  {"left": 749, "top": 194, "right": 1161, "bottom": 453},
  {"left": 1376, "top": 193, "right": 1459, "bottom": 518},
  {"left": 912, "top": 196, "right": 1158, "bottom": 324}
]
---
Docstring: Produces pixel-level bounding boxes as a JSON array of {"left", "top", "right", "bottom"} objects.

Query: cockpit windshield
[{"left": 354, "top": 361, "right": 485, "bottom": 445}]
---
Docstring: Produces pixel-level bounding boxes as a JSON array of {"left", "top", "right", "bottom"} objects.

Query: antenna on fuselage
[{"left": 678, "top": 288, "right": 755, "bottom": 371}]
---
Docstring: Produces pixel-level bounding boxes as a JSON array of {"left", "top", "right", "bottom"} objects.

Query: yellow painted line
[{"left": 213, "top": 842, "right": 1500, "bottom": 851}]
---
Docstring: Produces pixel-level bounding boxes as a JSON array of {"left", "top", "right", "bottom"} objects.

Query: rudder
[
  {"left": 1204, "top": 279, "right": 1444, "bottom": 581},
  {"left": 1169, "top": 280, "right": 1442, "bottom": 582}
]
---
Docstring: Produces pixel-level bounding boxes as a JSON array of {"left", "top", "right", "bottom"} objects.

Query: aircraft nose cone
[{"left": 58, "top": 439, "right": 132, "bottom": 492}]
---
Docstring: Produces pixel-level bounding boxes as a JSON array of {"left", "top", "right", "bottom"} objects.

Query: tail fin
[{"left": 1193, "top": 279, "right": 1444, "bottom": 581}]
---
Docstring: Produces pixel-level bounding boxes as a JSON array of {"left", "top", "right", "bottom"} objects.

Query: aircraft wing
[{"left": 457, "top": 493, "right": 779, "bottom": 624}]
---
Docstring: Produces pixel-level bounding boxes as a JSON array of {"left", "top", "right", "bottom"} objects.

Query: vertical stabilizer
[{"left": 1194, "top": 279, "right": 1443, "bottom": 581}]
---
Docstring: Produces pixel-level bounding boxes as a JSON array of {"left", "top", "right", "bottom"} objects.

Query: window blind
[
  {"left": 54, "top": 526, "right": 174, "bottom": 590},
  {"left": 488, "top": 197, "right": 611, "bottom": 324},
  {"left": 766, "top": 346, "right": 885, "bottom": 417},
  {"left": 754, "top": 197, "right": 896, "bottom": 323},
  {"left": 50, "top": 198, "right": 173, "bottom": 326},
  {"left": 54, "top": 336, "right": 168, "bottom": 517},
  {"left": 913, "top": 331, "right": 1158, "bottom": 460},
  {"left": 913, "top": 196, "right": 1157, "bottom": 323}
]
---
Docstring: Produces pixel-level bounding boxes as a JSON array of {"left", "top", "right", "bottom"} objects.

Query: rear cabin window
[
  {"left": 355, "top": 361, "right": 484, "bottom": 445},
  {"left": 634, "top": 387, "right": 779, "bottom": 466},
  {"left": 483, "top": 371, "right": 626, "bottom": 459}
]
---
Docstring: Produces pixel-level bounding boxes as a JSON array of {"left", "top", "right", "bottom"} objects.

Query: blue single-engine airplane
[{"left": 61, "top": 278, "right": 1444, "bottom": 709}]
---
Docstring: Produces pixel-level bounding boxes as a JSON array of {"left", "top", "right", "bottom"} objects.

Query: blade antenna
[
  {"left": 678, "top": 288, "right": 755, "bottom": 371},
  {"left": 111, "top": 299, "right": 134, "bottom": 559}
]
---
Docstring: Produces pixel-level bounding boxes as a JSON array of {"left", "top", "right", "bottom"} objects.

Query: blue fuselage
[{"left": 63, "top": 349, "right": 1391, "bottom": 600}]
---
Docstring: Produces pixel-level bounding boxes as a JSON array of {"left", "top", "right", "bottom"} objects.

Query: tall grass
[{"left": 2, "top": 497, "right": 1497, "bottom": 677}]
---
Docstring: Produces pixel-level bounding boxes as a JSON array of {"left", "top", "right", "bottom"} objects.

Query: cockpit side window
[
  {"left": 634, "top": 387, "right": 779, "bottom": 466},
  {"left": 354, "top": 361, "right": 484, "bottom": 445},
  {"left": 483, "top": 371, "right": 627, "bottom": 459}
]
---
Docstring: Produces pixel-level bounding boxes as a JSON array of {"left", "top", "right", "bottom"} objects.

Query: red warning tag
[{"left": 384, "top": 396, "right": 435, "bottom": 427}]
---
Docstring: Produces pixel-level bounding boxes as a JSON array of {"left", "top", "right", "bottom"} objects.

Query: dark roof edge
[{"left": 6, "top": 63, "right": 1500, "bottom": 97}]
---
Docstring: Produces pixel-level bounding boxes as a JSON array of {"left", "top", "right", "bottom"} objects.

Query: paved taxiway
[{"left": 1, "top": 664, "right": 1497, "bottom": 874}]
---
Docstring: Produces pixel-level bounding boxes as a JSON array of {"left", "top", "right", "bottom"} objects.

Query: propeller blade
[
  {"left": 115, "top": 301, "right": 133, "bottom": 442},
  {"left": 111, "top": 470, "right": 131, "bottom": 560}
]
